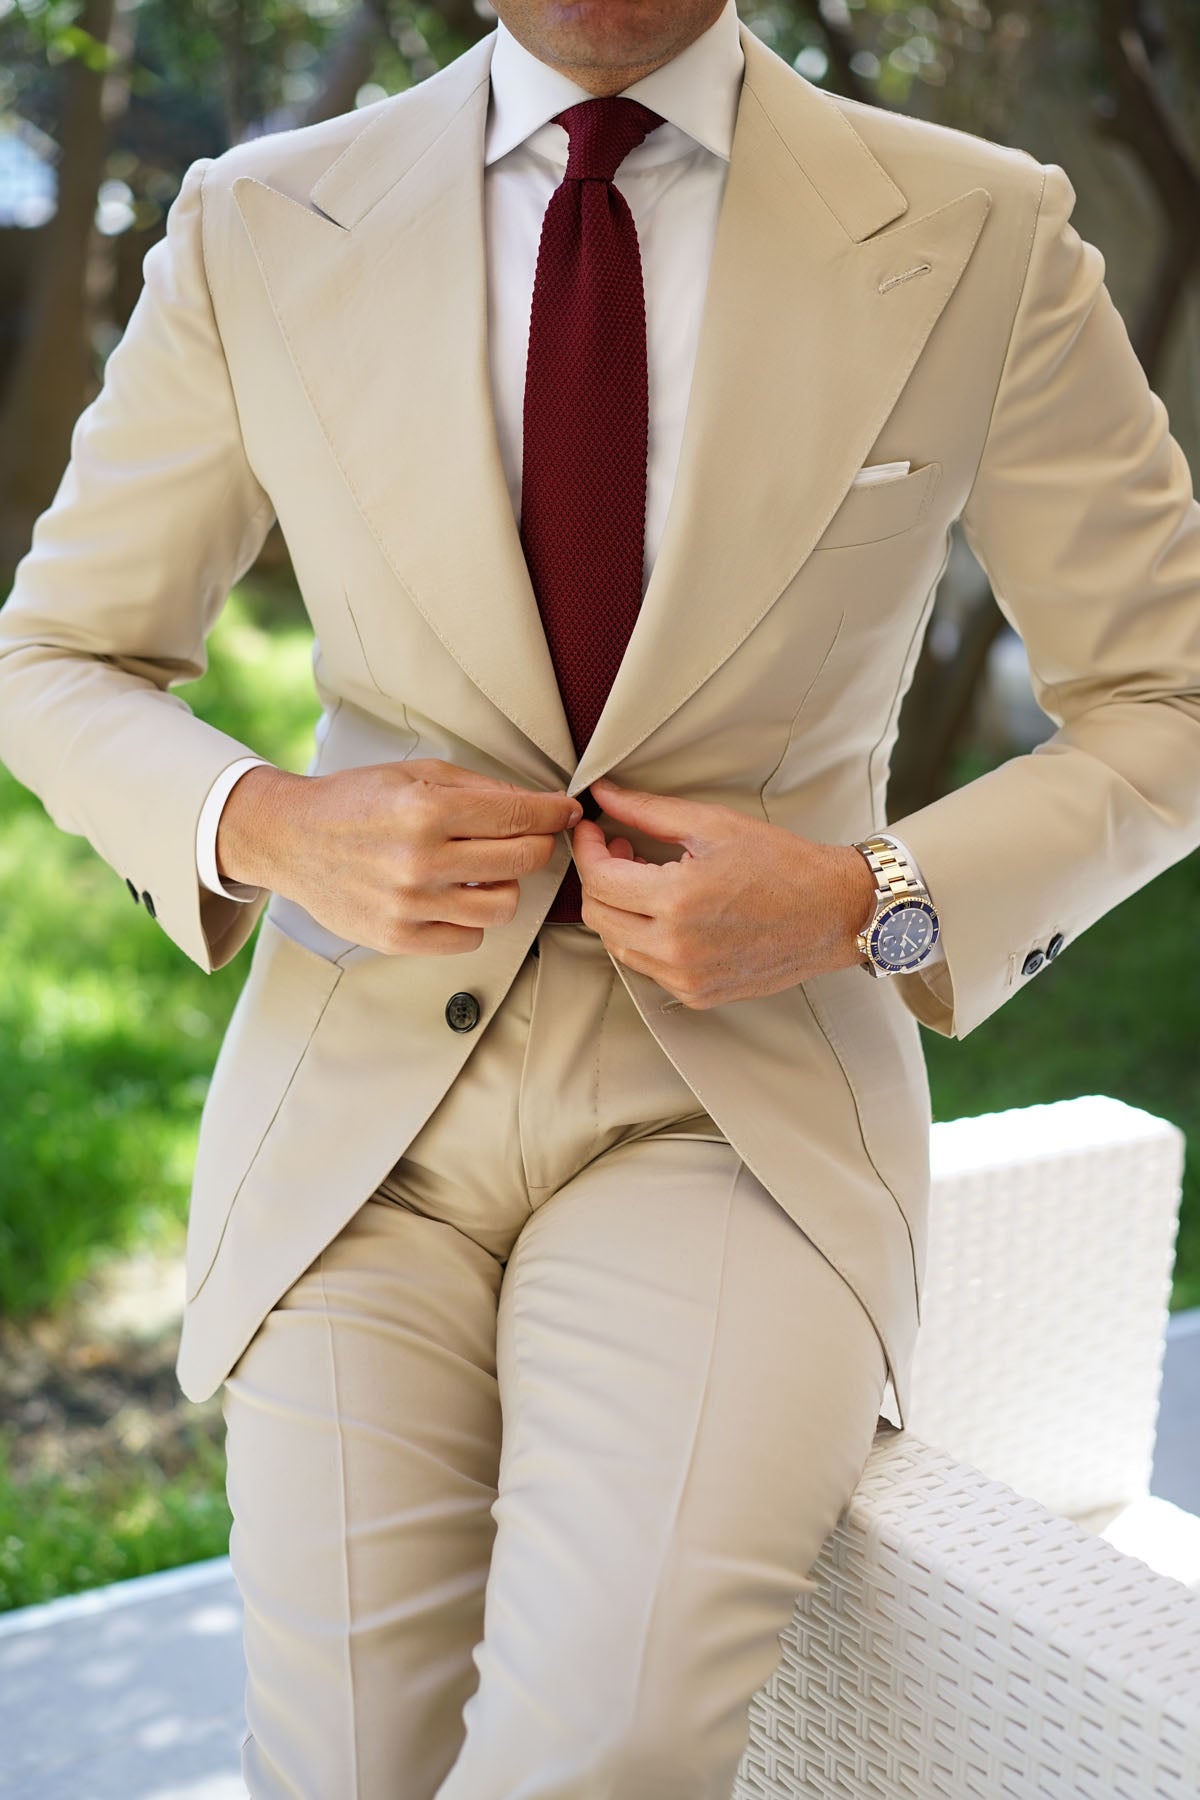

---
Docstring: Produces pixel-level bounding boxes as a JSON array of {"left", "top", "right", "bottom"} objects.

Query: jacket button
[
  {"left": 445, "top": 991, "right": 481, "bottom": 1033},
  {"left": 1021, "top": 948, "right": 1044, "bottom": 977},
  {"left": 141, "top": 890, "right": 157, "bottom": 919},
  {"left": 125, "top": 878, "right": 139, "bottom": 902},
  {"left": 1046, "top": 932, "right": 1065, "bottom": 960}
]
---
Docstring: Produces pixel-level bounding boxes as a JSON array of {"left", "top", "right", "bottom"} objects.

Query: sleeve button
[
  {"left": 1021, "top": 948, "right": 1045, "bottom": 977},
  {"left": 445, "top": 992, "right": 481, "bottom": 1033},
  {"left": 141, "top": 891, "right": 157, "bottom": 919},
  {"left": 125, "top": 878, "right": 139, "bottom": 902},
  {"left": 1046, "top": 932, "right": 1065, "bottom": 960}
]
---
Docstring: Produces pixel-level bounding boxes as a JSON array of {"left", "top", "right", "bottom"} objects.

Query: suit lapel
[
  {"left": 231, "top": 23, "right": 991, "bottom": 790},
  {"left": 573, "top": 25, "right": 991, "bottom": 791},
  {"left": 231, "top": 32, "right": 579, "bottom": 778}
]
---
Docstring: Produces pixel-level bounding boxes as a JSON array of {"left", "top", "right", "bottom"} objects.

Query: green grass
[
  {"left": 0, "top": 581, "right": 320, "bottom": 1321},
  {"left": 0, "top": 1424, "right": 232, "bottom": 1613},
  {"left": 0, "top": 585, "right": 1196, "bottom": 1611}
]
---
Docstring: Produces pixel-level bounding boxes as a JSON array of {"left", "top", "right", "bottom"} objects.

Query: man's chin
[{"left": 537, "top": 0, "right": 671, "bottom": 67}]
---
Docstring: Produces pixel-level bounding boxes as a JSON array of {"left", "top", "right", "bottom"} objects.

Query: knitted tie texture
[{"left": 519, "top": 94, "right": 665, "bottom": 924}]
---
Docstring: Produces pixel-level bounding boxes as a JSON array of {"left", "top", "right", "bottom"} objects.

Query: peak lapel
[
  {"left": 570, "top": 24, "right": 992, "bottom": 794},
  {"left": 231, "top": 30, "right": 579, "bottom": 779},
  {"left": 230, "top": 23, "right": 991, "bottom": 796}
]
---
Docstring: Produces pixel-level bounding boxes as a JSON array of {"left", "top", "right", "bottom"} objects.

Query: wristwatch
[{"left": 852, "top": 833, "right": 940, "bottom": 978}]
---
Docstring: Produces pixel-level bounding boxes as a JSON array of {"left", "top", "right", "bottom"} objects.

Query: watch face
[{"left": 870, "top": 900, "right": 939, "bottom": 971}]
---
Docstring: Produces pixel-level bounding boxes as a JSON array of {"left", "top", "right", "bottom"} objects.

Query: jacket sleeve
[
  {"left": 887, "top": 159, "right": 1200, "bottom": 1040},
  {"left": 0, "top": 156, "right": 274, "bottom": 973}
]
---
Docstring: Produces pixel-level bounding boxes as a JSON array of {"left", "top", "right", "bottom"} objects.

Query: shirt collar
[{"left": 484, "top": 0, "right": 744, "bottom": 168}]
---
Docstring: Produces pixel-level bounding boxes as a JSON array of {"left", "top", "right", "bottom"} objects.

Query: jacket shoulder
[{"left": 829, "top": 91, "right": 1048, "bottom": 216}]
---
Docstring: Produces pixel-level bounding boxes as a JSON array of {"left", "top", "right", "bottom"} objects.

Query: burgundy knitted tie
[{"left": 519, "top": 95, "right": 665, "bottom": 923}]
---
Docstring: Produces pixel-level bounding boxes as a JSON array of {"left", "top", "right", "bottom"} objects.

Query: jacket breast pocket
[
  {"left": 812, "top": 461, "right": 943, "bottom": 551},
  {"left": 184, "top": 915, "right": 344, "bottom": 1301}
]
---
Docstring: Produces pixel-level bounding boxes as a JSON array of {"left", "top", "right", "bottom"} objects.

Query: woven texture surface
[
  {"left": 733, "top": 1430, "right": 1200, "bottom": 1799},
  {"left": 914, "top": 1097, "right": 1184, "bottom": 1516},
  {"left": 519, "top": 95, "right": 664, "bottom": 923}
]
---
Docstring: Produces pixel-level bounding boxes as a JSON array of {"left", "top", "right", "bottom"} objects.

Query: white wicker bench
[{"left": 733, "top": 1096, "right": 1200, "bottom": 1800}]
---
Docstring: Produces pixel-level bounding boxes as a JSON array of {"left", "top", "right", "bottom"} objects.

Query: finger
[
  {"left": 578, "top": 887, "right": 658, "bottom": 950},
  {"left": 572, "top": 819, "right": 672, "bottom": 915},
  {"left": 435, "top": 831, "right": 560, "bottom": 883},
  {"left": 419, "top": 879, "right": 522, "bottom": 929},
  {"left": 402, "top": 920, "right": 487, "bottom": 955},
  {"left": 589, "top": 777, "right": 713, "bottom": 852},
  {"left": 427, "top": 781, "right": 583, "bottom": 841},
  {"left": 594, "top": 833, "right": 652, "bottom": 871},
  {"left": 596, "top": 932, "right": 680, "bottom": 994},
  {"left": 408, "top": 758, "right": 561, "bottom": 796}
]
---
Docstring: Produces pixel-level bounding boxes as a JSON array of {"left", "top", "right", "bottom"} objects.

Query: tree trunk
[
  {"left": 0, "top": 0, "right": 127, "bottom": 575},
  {"left": 296, "top": 3, "right": 386, "bottom": 130}
]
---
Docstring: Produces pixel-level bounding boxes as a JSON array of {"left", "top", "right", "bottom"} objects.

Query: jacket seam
[
  {"left": 868, "top": 550, "right": 949, "bottom": 822},
  {"left": 186, "top": 949, "right": 344, "bottom": 1301},
  {"left": 961, "top": 160, "right": 1048, "bottom": 509},
  {"left": 799, "top": 981, "right": 923, "bottom": 1324},
  {"left": 758, "top": 610, "right": 846, "bottom": 817},
  {"left": 197, "top": 158, "right": 273, "bottom": 513}
]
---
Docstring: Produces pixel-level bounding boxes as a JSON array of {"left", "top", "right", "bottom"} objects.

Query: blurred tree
[
  {"left": 1092, "top": 0, "right": 1200, "bottom": 375},
  {"left": 0, "top": 0, "right": 128, "bottom": 571},
  {"left": 0, "top": 0, "right": 1196, "bottom": 795},
  {"left": 0, "top": 0, "right": 489, "bottom": 560}
]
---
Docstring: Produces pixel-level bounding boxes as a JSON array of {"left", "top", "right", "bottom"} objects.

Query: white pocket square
[{"left": 850, "top": 460, "right": 911, "bottom": 487}]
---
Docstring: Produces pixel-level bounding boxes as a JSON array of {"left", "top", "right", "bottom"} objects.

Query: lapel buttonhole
[{"left": 878, "top": 261, "right": 934, "bottom": 294}]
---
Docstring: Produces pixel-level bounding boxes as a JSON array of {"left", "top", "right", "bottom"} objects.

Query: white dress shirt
[{"left": 196, "top": 0, "right": 944, "bottom": 969}]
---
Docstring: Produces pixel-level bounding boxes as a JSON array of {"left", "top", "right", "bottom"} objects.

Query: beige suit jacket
[{"left": 1, "top": 21, "right": 1198, "bottom": 1427}]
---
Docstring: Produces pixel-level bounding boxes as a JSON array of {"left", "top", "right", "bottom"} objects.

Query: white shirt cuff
[
  {"left": 884, "top": 832, "right": 946, "bottom": 970},
  {"left": 197, "top": 757, "right": 274, "bottom": 900}
]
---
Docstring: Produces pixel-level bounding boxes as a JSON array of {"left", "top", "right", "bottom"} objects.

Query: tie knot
[{"left": 554, "top": 95, "right": 666, "bottom": 183}]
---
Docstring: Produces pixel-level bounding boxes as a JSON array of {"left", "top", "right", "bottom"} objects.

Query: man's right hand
[{"left": 215, "top": 759, "right": 583, "bottom": 956}]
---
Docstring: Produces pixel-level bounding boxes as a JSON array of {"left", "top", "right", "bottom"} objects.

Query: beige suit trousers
[{"left": 220, "top": 922, "right": 891, "bottom": 1799}]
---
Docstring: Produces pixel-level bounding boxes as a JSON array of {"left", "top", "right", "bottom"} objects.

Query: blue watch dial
[{"left": 869, "top": 900, "right": 939, "bottom": 971}]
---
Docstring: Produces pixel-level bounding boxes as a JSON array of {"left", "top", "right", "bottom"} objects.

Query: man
[{"left": 1, "top": 0, "right": 1198, "bottom": 1792}]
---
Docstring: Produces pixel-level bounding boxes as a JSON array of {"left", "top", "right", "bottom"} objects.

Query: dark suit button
[
  {"left": 1021, "top": 948, "right": 1044, "bottom": 977},
  {"left": 445, "top": 991, "right": 481, "bottom": 1033},
  {"left": 141, "top": 890, "right": 156, "bottom": 919},
  {"left": 1046, "top": 932, "right": 1065, "bottom": 961},
  {"left": 125, "top": 878, "right": 139, "bottom": 902}
]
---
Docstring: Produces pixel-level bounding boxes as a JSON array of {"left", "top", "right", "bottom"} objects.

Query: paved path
[
  {"left": 3, "top": 1309, "right": 1198, "bottom": 1800},
  {"left": 0, "top": 1559, "right": 243, "bottom": 1799}
]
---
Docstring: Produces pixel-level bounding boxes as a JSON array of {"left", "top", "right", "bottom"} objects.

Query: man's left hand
[{"left": 571, "top": 776, "right": 878, "bottom": 1009}]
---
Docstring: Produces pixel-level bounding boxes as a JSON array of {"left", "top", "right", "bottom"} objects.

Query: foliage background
[{"left": 0, "top": 0, "right": 1197, "bottom": 1609}]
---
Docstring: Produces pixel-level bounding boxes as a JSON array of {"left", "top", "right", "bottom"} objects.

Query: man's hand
[
  {"left": 572, "top": 776, "right": 877, "bottom": 1008},
  {"left": 216, "top": 759, "right": 583, "bottom": 956}
]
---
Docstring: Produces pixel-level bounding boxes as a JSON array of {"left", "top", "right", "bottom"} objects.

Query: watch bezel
[{"left": 863, "top": 895, "right": 940, "bottom": 973}]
